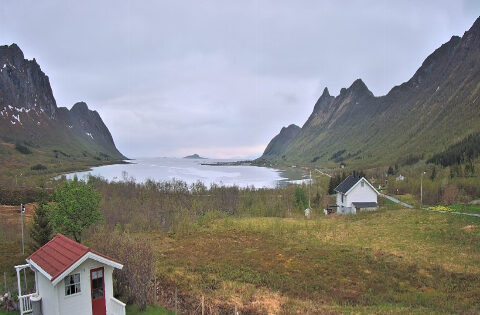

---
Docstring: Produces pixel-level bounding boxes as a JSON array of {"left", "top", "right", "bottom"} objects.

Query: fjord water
[{"left": 66, "top": 157, "right": 293, "bottom": 188}]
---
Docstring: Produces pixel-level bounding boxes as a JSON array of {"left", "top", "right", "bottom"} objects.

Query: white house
[
  {"left": 335, "top": 175, "right": 380, "bottom": 214},
  {"left": 15, "top": 233, "right": 125, "bottom": 315}
]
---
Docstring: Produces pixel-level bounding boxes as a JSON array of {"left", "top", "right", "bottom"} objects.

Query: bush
[
  {"left": 15, "top": 143, "right": 32, "bottom": 154},
  {"left": 30, "top": 164, "right": 47, "bottom": 171},
  {"left": 88, "top": 231, "right": 154, "bottom": 311},
  {"left": 294, "top": 186, "right": 308, "bottom": 210}
]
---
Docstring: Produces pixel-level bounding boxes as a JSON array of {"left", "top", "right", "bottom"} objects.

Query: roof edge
[
  {"left": 51, "top": 251, "right": 123, "bottom": 286},
  {"left": 26, "top": 258, "right": 53, "bottom": 281},
  {"left": 344, "top": 177, "right": 380, "bottom": 195}
]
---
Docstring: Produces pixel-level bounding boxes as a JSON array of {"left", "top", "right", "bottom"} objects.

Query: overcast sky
[{"left": 1, "top": 1, "right": 479, "bottom": 158}]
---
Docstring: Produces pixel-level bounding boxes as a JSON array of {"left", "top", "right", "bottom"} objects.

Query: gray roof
[
  {"left": 334, "top": 175, "right": 362, "bottom": 194},
  {"left": 352, "top": 202, "right": 378, "bottom": 208}
]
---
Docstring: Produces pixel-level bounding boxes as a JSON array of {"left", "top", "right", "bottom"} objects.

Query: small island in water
[{"left": 183, "top": 154, "right": 207, "bottom": 159}]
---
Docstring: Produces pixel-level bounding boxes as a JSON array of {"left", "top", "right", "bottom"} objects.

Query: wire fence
[{"left": 152, "top": 280, "right": 241, "bottom": 315}]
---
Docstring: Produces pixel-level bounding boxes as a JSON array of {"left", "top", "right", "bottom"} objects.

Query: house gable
[{"left": 27, "top": 234, "right": 123, "bottom": 286}]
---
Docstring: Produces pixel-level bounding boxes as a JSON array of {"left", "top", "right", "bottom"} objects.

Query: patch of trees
[
  {"left": 398, "top": 153, "right": 423, "bottom": 166},
  {"left": 427, "top": 132, "right": 480, "bottom": 167},
  {"left": 30, "top": 164, "right": 47, "bottom": 171},
  {"left": 15, "top": 143, "right": 32, "bottom": 154},
  {"left": 328, "top": 173, "right": 346, "bottom": 194},
  {"left": 329, "top": 150, "right": 346, "bottom": 162},
  {"left": 0, "top": 187, "right": 41, "bottom": 205},
  {"left": 53, "top": 149, "right": 70, "bottom": 158}
]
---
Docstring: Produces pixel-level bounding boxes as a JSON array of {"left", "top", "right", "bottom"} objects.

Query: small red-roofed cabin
[{"left": 15, "top": 234, "right": 125, "bottom": 315}]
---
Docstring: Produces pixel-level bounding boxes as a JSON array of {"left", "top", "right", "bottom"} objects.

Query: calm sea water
[{"left": 65, "top": 157, "right": 307, "bottom": 188}]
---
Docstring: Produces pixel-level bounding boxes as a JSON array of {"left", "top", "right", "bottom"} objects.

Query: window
[
  {"left": 361, "top": 181, "right": 364, "bottom": 187},
  {"left": 65, "top": 273, "right": 81, "bottom": 296},
  {"left": 341, "top": 194, "right": 344, "bottom": 203}
]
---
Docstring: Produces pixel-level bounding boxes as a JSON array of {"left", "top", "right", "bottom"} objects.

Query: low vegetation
[
  {"left": 1, "top": 171, "right": 480, "bottom": 313},
  {"left": 138, "top": 209, "right": 480, "bottom": 313}
]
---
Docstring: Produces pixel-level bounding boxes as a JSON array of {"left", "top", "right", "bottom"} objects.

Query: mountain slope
[
  {"left": 0, "top": 43, "right": 125, "bottom": 174},
  {"left": 259, "top": 16, "right": 480, "bottom": 168},
  {"left": 262, "top": 124, "right": 301, "bottom": 158}
]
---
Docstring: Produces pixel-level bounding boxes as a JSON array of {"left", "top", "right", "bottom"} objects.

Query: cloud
[{"left": 1, "top": 1, "right": 477, "bottom": 158}]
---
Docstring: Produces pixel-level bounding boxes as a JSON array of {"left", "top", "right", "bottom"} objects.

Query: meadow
[{"left": 133, "top": 207, "right": 480, "bottom": 314}]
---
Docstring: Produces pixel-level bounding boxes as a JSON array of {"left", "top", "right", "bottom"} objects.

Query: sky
[{"left": 1, "top": 1, "right": 479, "bottom": 159}]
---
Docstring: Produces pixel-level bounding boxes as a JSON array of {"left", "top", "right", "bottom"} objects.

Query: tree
[
  {"left": 294, "top": 186, "right": 308, "bottom": 210},
  {"left": 47, "top": 179, "right": 102, "bottom": 243},
  {"left": 29, "top": 191, "right": 53, "bottom": 250},
  {"left": 387, "top": 166, "right": 394, "bottom": 175}
]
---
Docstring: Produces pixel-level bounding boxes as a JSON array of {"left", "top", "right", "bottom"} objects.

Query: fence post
[
  {"left": 201, "top": 295, "right": 204, "bottom": 315},
  {"left": 3, "top": 272, "right": 6, "bottom": 293},
  {"left": 234, "top": 304, "right": 237, "bottom": 315},
  {"left": 174, "top": 286, "right": 177, "bottom": 315},
  {"left": 154, "top": 276, "right": 157, "bottom": 302}
]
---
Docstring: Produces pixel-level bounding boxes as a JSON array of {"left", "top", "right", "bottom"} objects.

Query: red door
[{"left": 90, "top": 267, "right": 106, "bottom": 315}]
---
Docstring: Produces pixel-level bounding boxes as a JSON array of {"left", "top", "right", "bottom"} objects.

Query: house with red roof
[{"left": 15, "top": 234, "right": 125, "bottom": 315}]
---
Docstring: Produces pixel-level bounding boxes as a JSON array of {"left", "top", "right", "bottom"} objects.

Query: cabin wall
[
  {"left": 57, "top": 259, "right": 115, "bottom": 315},
  {"left": 36, "top": 271, "right": 59, "bottom": 315}
]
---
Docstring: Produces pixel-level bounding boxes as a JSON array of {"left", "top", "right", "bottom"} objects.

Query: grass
[
  {"left": 449, "top": 203, "right": 480, "bottom": 214},
  {"left": 126, "top": 305, "right": 173, "bottom": 315},
  {"left": 136, "top": 208, "right": 480, "bottom": 314},
  {"left": 394, "top": 194, "right": 420, "bottom": 208},
  {"left": 0, "top": 310, "right": 16, "bottom": 315}
]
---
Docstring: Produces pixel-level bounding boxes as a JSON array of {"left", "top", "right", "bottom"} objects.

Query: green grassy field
[
  {"left": 126, "top": 305, "right": 173, "bottom": 315},
  {"left": 137, "top": 208, "right": 480, "bottom": 314}
]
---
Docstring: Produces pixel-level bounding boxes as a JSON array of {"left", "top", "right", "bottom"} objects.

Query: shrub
[
  {"left": 15, "top": 143, "right": 32, "bottom": 154},
  {"left": 88, "top": 231, "right": 154, "bottom": 311},
  {"left": 30, "top": 164, "right": 47, "bottom": 171}
]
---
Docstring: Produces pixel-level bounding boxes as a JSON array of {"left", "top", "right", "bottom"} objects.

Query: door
[{"left": 90, "top": 267, "right": 106, "bottom": 315}]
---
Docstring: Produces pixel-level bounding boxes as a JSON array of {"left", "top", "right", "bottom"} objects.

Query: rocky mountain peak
[
  {"left": 312, "top": 87, "right": 334, "bottom": 114},
  {"left": 346, "top": 79, "right": 373, "bottom": 97},
  {"left": 0, "top": 43, "right": 57, "bottom": 117},
  {"left": 71, "top": 101, "right": 90, "bottom": 114},
  {"left": 321, "top": 87, "right": 330, "bottom": 98},
  {"left": 0, "top": 44, "right": 25, "bottom": 67}
]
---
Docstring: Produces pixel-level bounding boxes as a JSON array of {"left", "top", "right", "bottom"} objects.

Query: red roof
[{"left": 28, "top": 233, "right": 121, "bottom": 282}]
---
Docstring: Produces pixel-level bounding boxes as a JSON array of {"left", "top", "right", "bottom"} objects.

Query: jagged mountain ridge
[
  {"left": 0, "top": 43, "right": 125, "bottom": 163},
  {"left": 259, "top": 16, "right": 480, "bottom": 167}
]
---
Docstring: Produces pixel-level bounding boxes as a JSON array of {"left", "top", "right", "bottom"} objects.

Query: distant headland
[{"left": 183, "top": 154, "right": 207, "bottom": 159}]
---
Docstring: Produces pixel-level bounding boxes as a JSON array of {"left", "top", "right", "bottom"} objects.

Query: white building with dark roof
[{"left": 334, "top": 176, "right": 380, "bottom": 214}]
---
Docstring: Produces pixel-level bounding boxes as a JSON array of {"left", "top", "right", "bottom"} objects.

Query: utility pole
[
  {"left": 309, "top": 170, "right": 312, "bottom": 208},
  {"left": 420, "top": 171, "right": 426, "bottom": 207},
  {"left": 20, "top": 204, "right": 25, "bottom": 255}
]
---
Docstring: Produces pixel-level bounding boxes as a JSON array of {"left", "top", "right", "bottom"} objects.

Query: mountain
[
  {"left": 0, "top": 44, "right": 125, "bottom": 174},
  {"left": 258, "top": 16, "right": 480, "bottom": 168},
  {"left": 262, "top": 124, "right": 301, "bottom": 158}
]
